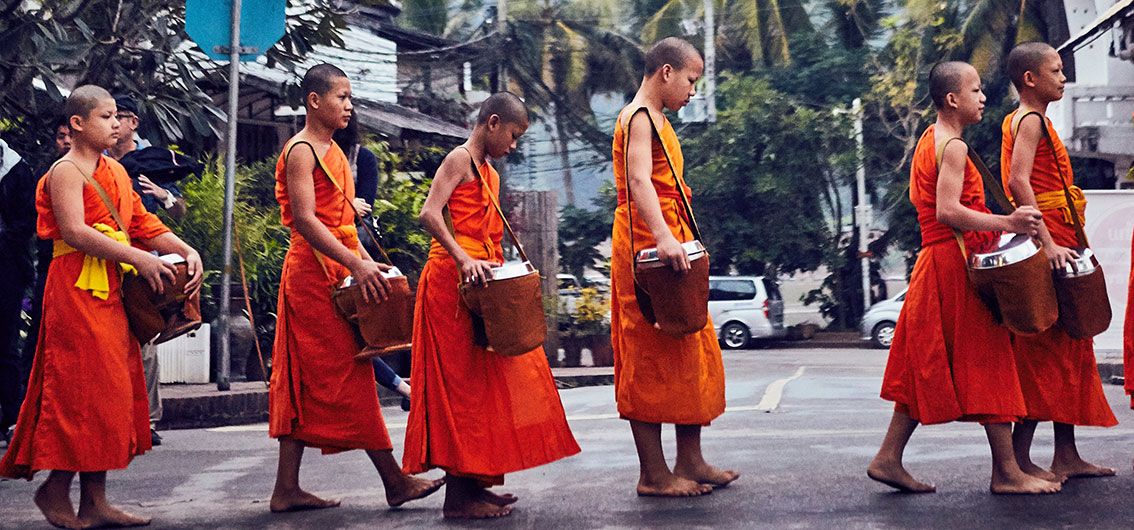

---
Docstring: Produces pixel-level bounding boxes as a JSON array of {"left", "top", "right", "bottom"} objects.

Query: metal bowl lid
[
  {"left": 491, "top": 261, "right": 537, "bottom": 280},
  {"left": 636, "top": 240, "right": 707, "bottom": 264},
  {"left": 341, "top": 267, "right": 404, "bottom": 287},
  {"left": 969, "top": 233, "right": 1041, "bottom": 270},
  {"left": 1055, "top": 247, "right": 1099, "bottom": 278},
  {"left": 160, "top": 253, "right": 186, "bottom": 265}
]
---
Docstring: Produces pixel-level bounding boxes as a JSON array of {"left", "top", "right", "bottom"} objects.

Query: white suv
[{"left": 709, "top": 276, "right": 787, "bottom": 349}]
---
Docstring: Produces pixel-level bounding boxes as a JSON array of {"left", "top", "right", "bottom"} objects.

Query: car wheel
[
  {"left": 720, "top": 322, "right": 751, "bottom": 350},
  {"left": 872, "top": 321, "right": 896, "bottom": 349}
]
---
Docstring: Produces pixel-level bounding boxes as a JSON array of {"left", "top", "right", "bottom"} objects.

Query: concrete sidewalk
[{"left": 157, "top": 366, "right": 615, "bottom": 430}]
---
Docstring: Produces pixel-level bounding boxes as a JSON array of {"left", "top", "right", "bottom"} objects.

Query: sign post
[{"left": 185, "top": 0, "right": 285, "bottom": 390}]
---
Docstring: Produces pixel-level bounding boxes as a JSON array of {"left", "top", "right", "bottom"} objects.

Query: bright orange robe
[
  {"left": 1000, "top": 111, "right": 1116, "bottom": 427},
  {"left": 268, "top": 141, "right": 392, "bottom": 453},
  {"left": 880, "top": 126, "right": 1027, "bottom": 425},
  {"left": 1124, "top": 233, "right": 1134, "bottom": 409},
  {"left": 610, "top": 107, "right": 725, "bottom": 425},
  {"left": 402, "top": 158, "right": 579, "bottom": 485},
  {"left": 0, "top": 156, "right": 167, "bottom": 478}
]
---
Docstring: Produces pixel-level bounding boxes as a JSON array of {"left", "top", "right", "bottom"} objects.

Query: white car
[
  {"left": 861, "top": 289, "right": 907, "bottom": 348},
  {"left": 709, "top": 276, "right": 787, "bottom": 349}
]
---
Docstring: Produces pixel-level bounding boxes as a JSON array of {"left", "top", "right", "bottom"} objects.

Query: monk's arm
[
  {"left": 286, "top": 147, "right": 367, "bottom": 271},
  {"left": 626, "top": 112, "right": 689, "bottom": 271},
  {"left": 49, "top": 163, "right": 175, "bottom": 290},
  {"left": 1005, "top": 115, "right": 1058, "bottom": 248},
  {"left": 937, "top": 142, "right": 1038, "bottom": 234},
  {"left": 138, "top": 232, "right": 204, "bottom": 293}
]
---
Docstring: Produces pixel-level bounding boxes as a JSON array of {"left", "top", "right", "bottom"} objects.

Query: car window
[
  {"left": 761, "top": 278, "right": 783, "bottom": 301},
  {"left": 709, "top": 279, "right": 757, "bottom": 301},
  {"left": 896, "top": 292, "right": 906, "bottom": 302}
]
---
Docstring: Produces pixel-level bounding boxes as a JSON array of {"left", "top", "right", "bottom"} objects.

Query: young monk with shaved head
[
  {"left": 0, "top": 85, "right": 204, "bottom": 528},
  {"left": 268, "top": 63, "right": 442, "bottom": 513},
  {"left": 867, "top": 62, "right": 1059, "bottom": 495},
  {"left": 406, "top": 91, "right": 579, "bottom": 519},
  {"left": 1001, "top": 42, "right": 1118, "bottom": 481},
  {"left": 611, "top": 37, "right": 738, "bottom": 498}
]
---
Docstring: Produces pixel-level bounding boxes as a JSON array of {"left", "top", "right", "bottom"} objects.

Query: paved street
[{"left": 3, "top": 347, "right": 1134, "bottom": 529}]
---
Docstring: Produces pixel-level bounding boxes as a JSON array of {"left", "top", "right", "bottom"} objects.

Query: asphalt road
[{"left": 3, "top": 347, "right": 1134, "bottom": 529}]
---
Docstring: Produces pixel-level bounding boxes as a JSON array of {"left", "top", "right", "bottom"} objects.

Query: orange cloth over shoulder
[
  {"left": 610, "top": 106, "right": 725, "bottom": 425},
  {"left": 879, "top": 126, "right": 1026, "bottom": 425},
  {"left": 402, "top": 154, "right": 579, "bottom": 484},
  {"left": 268, "top": 140, "right": 393, "bottom": 453},
  {"left": 0, "top": 156, "right": 166, "bottom": 478},
  {"left": 1000, "top": 111, "right": 1116, "bottom": 427}
]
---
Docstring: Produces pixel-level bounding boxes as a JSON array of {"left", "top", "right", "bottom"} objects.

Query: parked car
[
  {"left": 709, "top": 276, "right": 786, "bottom": 349},
  {"left": 861, "top": 289, "right": 907, "bottom": 349}
]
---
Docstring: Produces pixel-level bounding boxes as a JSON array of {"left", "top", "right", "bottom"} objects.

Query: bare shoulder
[
  {"left": 437, "top": 147, "right": 476, "bottom": 183},
  {"left": 46, "top": 158, "right": 86, "bottom": 188}
]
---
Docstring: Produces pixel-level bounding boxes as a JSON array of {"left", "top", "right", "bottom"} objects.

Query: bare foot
[
  {"left": 1051, "top": 457, "right": 1116, "bottom": 479},
  {"left": 1017, "top": 460, "right": 1065, "bottom": 483},
  {"left": 386, "top": 475, "right": 444, "bottom": 508},
  {"left": 34, "top": 483, "right": 84, "bottom": 530},
  {"left": 443, "top": 496, "right": 513, "bottom": 519},
  {"left": 866, "top": 458, "right": 936, "bottom": 493},
  {"left": 990, "top": 472, "right": 1062, "bottom": 495},
  {"left": 637, "top": 473, "right": 713, "bottom": 497},
  {"left": 77, "top": 504, "right": 151, "bottom": 528},
  {"left": 269, "top": 489, "right": 341, "bottom": 513},
  {"left": 674, "top": 462, "right": 740, "bottom": 488},
  {"left": 478, "top": 489, "right": 519, "bottom": 506}
]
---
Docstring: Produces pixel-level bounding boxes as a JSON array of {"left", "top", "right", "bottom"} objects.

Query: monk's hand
[
  {"left": 1045, "top": 244, "right": 1080, "bottom": 271},
  {"left": 1006, "top": 206, "right": 1043, "bottom": 238},
  {"left": 352, "top": 260, "right": 391, "bottom": 304},
  {"left": 135, "top": 252, "right": 177, "bottom": 294},
  {"left": 657, "top": 236, "right": 691, "bottom": 273},
  {"left": 352, "top": 197, "right": 373, "bottom": 216},
  {"left": 183, "top": 249, "right": 204, "bottom": 295},
  {"left": 459, "top": 258, "right": 496, "bottom": 287}
]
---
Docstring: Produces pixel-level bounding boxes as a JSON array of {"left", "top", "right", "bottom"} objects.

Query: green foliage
[
  {"left": 401, "top": 0, "right": 449, "bottom": 35},
  {"left": 563, "top": 287, "right": 610, "bottom": 337},
  {"left": 558, "top": 203, "right": 612, "bottom": 280},
  {"left": 685, "top": 75, "right": 857, "bottom": 277},
  {"left": 372, "top": 177, "right": 434, "bottom": 284}
]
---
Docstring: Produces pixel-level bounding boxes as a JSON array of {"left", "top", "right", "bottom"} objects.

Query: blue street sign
[{"left": 185, "top": 0, "right": 286, "bottom": 61}]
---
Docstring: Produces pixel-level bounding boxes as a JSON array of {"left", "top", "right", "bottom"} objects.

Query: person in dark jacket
[{"left": 0, "top": 138, "right": 38, "bottom": 445}]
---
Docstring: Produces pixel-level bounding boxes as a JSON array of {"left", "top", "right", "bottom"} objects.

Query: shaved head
[
  {"left": 301, "top": 63, "right": 348, "bottom": 102},
  {"left": 64, "top": 85, "right": 113, "bottom": 122},
  {"left": 644, "top": 37, "right": 701, "bottom": 76},
  {"left": 928, "top": 61, "right": 975, "bottom": 108},
  {"left": 477, "top": 91, "right": 528, "bottom": 125},
  {"left": 1007, "top": 42, "right": 1056, "bottom": 89}
]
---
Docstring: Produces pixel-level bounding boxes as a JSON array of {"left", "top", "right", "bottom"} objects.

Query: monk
[
  {"left": 610, "top": 37, "right": 738, "bottom": 498},
  {"left": 0, "top": 85, "right": 204, "bottom": 528},
  {"left": 268, "top": 63, "right": 442, "bottom": 512},
  {"left": 866, "top": 62, "right": 1059, "bottom": 495},
  {"left": 1001, "top": 42, "right": 1118, "bottom": 481},
  {"left": 406, "top": 91, "right": 580, "bottom": 519}
]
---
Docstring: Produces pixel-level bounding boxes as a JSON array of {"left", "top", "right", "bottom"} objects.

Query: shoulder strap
[
  {"left": 455, "top": 146, "right": 530, "bottom": 263},
  {"left": 49, "top": 158, "right": 131, "bottom": 244},
  {"left": 936, "top": 137, "right": 1016, "bottom": 261},
  {"left": 285, "top": 140, "right": 394, "bottom": 265},
  {"left": 1018, "top": 111, "right": 1088, "bottom": 247}
]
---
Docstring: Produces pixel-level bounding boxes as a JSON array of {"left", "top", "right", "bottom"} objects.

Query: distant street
[{"left": 3, "top": 347, "right": 1134, "bottom": 528}]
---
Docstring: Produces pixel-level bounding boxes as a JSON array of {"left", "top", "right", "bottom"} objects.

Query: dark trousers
[
  {"left": 372, "top": 357, "right": 402, "bottom": 392},
  {"left": 0, "top": 241, "right": 41, "bottom": 431}
]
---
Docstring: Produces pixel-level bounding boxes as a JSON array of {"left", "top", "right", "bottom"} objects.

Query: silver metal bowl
[
  {"left": 969, "top": 233, "right": 1041, "bottom": 270},
  {"left": 1055, "top": 247, "right": 1099, "bottom": 278},
  {"left": 340, "top": 266, "right": 404, "bottom": 287},
  {"left": 490, "top": 261, "right": 537, "bottom": 281},
  {"left": 635, "top": 240, "right": 707, "bottom": 265}
]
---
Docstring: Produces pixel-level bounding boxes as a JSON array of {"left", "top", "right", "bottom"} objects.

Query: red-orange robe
[
  {"left": 610, "top": 107, "right": 725, "bottom": 425},
  {"left": 1125, "top": 234, "right": 1134, "bottom": 409},
  {"left": 0, "top": 156, "right": 166, "bottom": 478},
  {"left": 402, "top": 157, "right": 579, "bottom": 485},
  {"left": 1000, "top": 111, "right": 1116, "bottom": 427},
  {"left": 268, "top": 140, "right": 392, "bottom": 453},
  {"left": 880, "top": 126, "right": 1027, "bottom": 425}
]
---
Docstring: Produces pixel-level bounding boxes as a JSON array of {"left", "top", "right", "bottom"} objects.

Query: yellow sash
[
  {"left": 53, "top": 223, "right": 138, "bottom": 300},
  {"left": 1034, "top": 186, "right": 1086, "bottom": 225}
]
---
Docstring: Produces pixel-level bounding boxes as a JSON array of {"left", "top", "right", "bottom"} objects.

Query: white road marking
[{"left": 755, "top": 366, "right": 806, "bottom": 412}]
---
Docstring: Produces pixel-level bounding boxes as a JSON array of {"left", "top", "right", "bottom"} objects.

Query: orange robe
[
  {"left": 402, "top": 158, "right": 579, "bottom": 485},
  {"left": 1000, "top": 111, "right": 1116, "bottom": 427},
  {"left": 268, "top": 141, "right": 392, "bottom": 453},
  {"left": 1125, "top": 234, "right": 1134, "bottom": 409},
  {"left": 880, "top": 126, "right": 1027, "bottom": 425},
  {"left": 0, "top": 156, "right": 167, "bottom": 478},
  {"left": 610, "top": 107, "right": 725, "bottom": 425}
]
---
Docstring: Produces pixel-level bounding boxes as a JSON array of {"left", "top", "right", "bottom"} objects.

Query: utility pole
[
  {"left": 217, "top": 0, "right": 242, "bottom": 392},
  {"left": 851, "top": 98, "right": 871, "bottom": 314},
  {"left": 497, "top": 0, "right": 507, "bottom": 92},
  {"left": 703, "top": 0, "right": 717, "bottom": 122}
]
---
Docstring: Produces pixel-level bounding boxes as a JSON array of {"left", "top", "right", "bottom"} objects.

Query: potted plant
[{"left": 563, "top": 288, "right": 613, "bottom": 367}]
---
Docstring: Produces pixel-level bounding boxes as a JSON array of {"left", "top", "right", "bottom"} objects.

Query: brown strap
[
  {"left": 49, "top": 158, "right": 132, "bottom": 243},
  {"left": 621, "top": 107, "right": 702, "bottom": 286},
  {"left": 1017, "top": 111, "right": 1088, "bottom": 248},
  {"left": 455, "top": 146, "right": 531, "bottom": 263},
  {"left": 936, "top": 136, "right": 1015, "bottom": 261},
  {"left": 233, "top": 220, "right": 269, "bottom": 388}
]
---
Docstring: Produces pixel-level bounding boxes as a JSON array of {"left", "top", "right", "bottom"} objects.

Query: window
[{"left": 709, "top": 280, "right": 757, "bottom": 301}]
